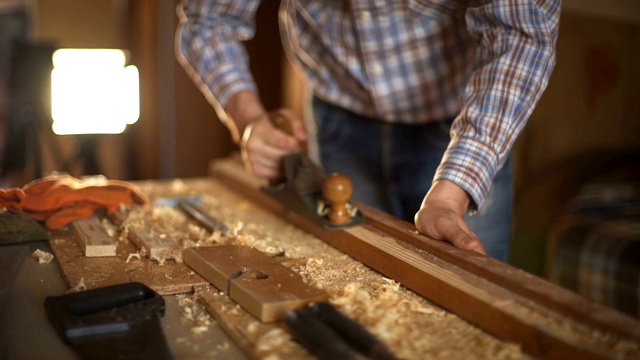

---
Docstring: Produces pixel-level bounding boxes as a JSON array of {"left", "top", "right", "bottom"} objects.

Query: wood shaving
[
  {"left": 176, "top": 293, "right": 213, "bottom": 338},
  {"left": 101, "top": 217, "right": 118, "bottom": 237},
  {"left": 256, "top": 328, "right": 291, "bottom": 352},
  {"left": 125, "top": 252, "right": 142, "bottom": 263},
  {"left": 69, "top": 277, "right": 87, "bottom": 293},
  {"left": 31, "top": 249, "right": 54, "bottom": 264}
]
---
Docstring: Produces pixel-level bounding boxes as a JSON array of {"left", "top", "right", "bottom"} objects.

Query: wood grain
[
  {"left": 211, "top": 156, "right": 640, "bottom": 359},
  {"left": 185, "top": 246, "right": 328, "bottom": 322},
  {"left": 71, "top": 216, "right": 116, "bottom": 257},
  {"left": 49, "top": 229, "right": 208, "bottom": 295},
  {"left": 195, "top": 286, "right": 311, "bottom": 359},
  {"left": 127, "top": 218, "right": 182, "bottom": 262}
]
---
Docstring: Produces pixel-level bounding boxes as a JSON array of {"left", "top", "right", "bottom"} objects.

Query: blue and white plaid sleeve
[
  {"left": 434, "top": 0, "right": 561, "bottom": 210},
  {"left": 177, "top": 0, "right": 261, "bottom": 107}
]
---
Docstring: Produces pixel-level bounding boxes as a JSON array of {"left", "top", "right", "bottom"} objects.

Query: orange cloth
[{"left": 0, "top": 175, "right": 149, "bottom": 230}]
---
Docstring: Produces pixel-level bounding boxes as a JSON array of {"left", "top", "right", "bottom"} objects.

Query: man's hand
[
  {"left": 240, "top": 109, "right": 306, "bottom": 180},
  {"left": 414, "top": 180, "right": 487, "bottom": 255},
  {"left": 225, "top": 91, "right": 307, "bottom": 181}
]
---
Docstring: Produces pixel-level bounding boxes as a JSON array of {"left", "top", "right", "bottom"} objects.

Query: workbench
[{"left": 1, "top": 158, "right": 638, "bottom": 359}]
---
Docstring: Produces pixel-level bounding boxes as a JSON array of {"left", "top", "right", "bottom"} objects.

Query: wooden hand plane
[{"left": 262, "top": 152, "right": 364, "bottom": 230}]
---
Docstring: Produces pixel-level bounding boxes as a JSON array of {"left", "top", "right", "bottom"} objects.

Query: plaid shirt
[{"left": 178, "top": 0, "right": 560, "bottom": 209}]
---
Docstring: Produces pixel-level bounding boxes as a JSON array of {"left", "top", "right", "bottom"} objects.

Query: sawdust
[
  {"left": 175, "top": 293, "right": 213, "bottom": 337},
  {"left": 125, "top": 179, "right": 532, "bottom": 360}
]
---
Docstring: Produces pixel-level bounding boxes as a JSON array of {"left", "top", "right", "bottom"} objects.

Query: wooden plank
[
  {"left": 358, "top": 202, "right": 640, "bottom": 342},
  {"left": 211, "top": 157, "right": 640, "bottom": 359},
  {"left": 71, "top": 216, "right": 117, "bottom": 257},
  {"left": 127, "top": 217, "right": 181, "bottom": 263},
  {"left": 185, "top": 245, "right": 329, "bottom": 322},
  {"left": 49, "top": 229, "right": 208, "bottom": 295},
  {"left": 195, "top": 286, "right": 310, "bottom": 359}
]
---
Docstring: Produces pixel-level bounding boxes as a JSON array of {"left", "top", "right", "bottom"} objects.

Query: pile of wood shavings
[
  {"left": 175, "top": 293, "right": 213, "bottom": 337},
  {"left": 130, "top": 179, "right": 529, "bottom": 359},
  {"left": 31, "top": 249, "right": 54, "bottom": 264}
]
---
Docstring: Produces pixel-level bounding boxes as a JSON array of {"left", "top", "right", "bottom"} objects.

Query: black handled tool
[
  {"left": 45, "top": 282, "right": 173, "bottom": 360},
  {"left": 287, "top": 302, "right": 397, "bottom": 360}
]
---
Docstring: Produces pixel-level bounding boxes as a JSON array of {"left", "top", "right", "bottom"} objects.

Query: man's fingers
[
  {"left": 275, "top": 108, "right": 307, "bottom": 141},
  {"left": 414, "top": 206, "right": 487, "bottom": 256},
  {"left": 240, "top": 109, "right": 307, "bottom": 181},
  {"left": 447, "top": 226, "right": 487, "bottom": 255}
]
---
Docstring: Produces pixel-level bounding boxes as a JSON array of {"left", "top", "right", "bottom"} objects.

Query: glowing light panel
[{"left": 51, "top": 49, "right": 139, "bottom": 135}]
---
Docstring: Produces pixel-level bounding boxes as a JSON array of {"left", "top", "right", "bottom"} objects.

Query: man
[{"left": 177, "top": 0, "right": 560, "bottom": 262}]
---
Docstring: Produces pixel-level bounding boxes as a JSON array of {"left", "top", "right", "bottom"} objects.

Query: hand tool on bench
[
  {"left": 154, "top": 196, "right": 229, "bottom": 235},
  {"left": 178, "top": 200, "right": 228, "bottom": 235},
  {"left": 265, "top": 152, "right": 366, "bottom": 230},
  {"left": 185, "top": 244, "right": 397, "bottom": 359},
  {"left": 287, "top": 301, "right": 397, "bottom": 360},
  {"left": 185, "top": 245, "right": 328, "bottom": 322},
  {"left": 45, "top": 282, "right": 173, "bottom": 360},
  {"left": 262, "top": 114, "right": 364, "bottom": 230}
]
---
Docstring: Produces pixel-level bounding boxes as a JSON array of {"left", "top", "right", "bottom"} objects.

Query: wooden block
[
  {"left": 127, "top": 218, "right": 181, "bottom": 262},
  {"left": 71, "top": 216, "right": 116, "bottom": 257},
  {"left": 184, "top": 245, "right": 329, "bottom": 322}
]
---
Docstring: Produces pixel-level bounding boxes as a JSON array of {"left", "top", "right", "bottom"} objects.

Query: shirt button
[{"left": 360, "top": 11, "right": 371, "bottom": 21}]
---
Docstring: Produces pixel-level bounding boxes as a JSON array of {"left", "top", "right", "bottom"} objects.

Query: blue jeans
[{"left": 312, "top": 97, "right": 512, "bottom": 262}]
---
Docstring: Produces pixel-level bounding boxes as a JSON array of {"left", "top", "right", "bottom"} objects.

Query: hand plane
[{"left": 262, "top": 152, "right": 364, "bottom": 230}]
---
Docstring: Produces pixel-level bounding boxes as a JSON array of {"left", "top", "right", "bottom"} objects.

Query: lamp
[
  {"left": 51, "top": 49, "right": 139, "bottom": 135},
  {"left": 50, "top": 48, "right": 139, "bottom": 174}
]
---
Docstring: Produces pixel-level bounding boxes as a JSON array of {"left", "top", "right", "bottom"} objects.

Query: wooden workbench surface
[
  {"left": 41, "top": 176, "right": 525, "bottom": 359},
  {"left": 133, "top": 176, "right": 529, "bottom": 359},
  {"left": 6, "top": 170, "right": 639, "bottom": 359}
]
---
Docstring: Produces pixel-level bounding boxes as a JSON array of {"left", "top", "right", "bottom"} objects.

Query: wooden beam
[
  {"left": 211, "top": 157, "right": 640, "bottom": 359},
  {"left": 71, "top": 216, "right": 116, "bottom": 257},
  {"left": 195, "top": 286, "right": 308, "bottom": 359}
]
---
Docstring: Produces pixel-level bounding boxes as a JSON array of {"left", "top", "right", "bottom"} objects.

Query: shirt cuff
[
  {"left": 433, "top": 134, "right": 499, "bottom": 211},
  {"left": 204, "top": 62, "right": 258, "bottom": 107}
]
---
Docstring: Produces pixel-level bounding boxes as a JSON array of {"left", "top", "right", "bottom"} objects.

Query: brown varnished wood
[
  {"left": 322, "top": 173, "right": 353, "bottom": 225},
  {"left": 357, "top": 201, "right": 640, "bottom": 342},
  {"left": 71, "top": 216, "right": 116, "bottom": 257},
  {"left": 195, "top": 286, "right": 309, "bottom": 359},
  {"left": 49, "top": 228, "right": 208, "bottom": 295},
  {"left": 211, "top": 157, "right": 640, "bottom": 359},
  {"left": 185, "top": 245, "right": 329, "bottom": 322}
]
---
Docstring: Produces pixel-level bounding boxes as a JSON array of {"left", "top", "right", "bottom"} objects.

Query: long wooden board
[
  {"left": 195, "top": 286, "right": 311, "bottom": 359},
  {"left": 211, "top": 157, "right": 640, "bottom": 359}
]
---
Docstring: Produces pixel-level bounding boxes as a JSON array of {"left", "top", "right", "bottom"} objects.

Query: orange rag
[{"left": 0, "top": 175, "right": 149, "bottom": 230}]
